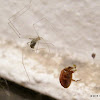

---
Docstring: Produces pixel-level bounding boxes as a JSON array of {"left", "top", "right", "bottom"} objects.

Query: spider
[{"left": 8, "top": 3, "right": 54, "bottom": 81}]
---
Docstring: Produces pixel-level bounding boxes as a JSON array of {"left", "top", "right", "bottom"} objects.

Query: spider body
[
  {"left": 29, "top": 37, "right": 41, "bottom": 49},
  {"left": 28, "top": 36, "right": 41, "bottom": 49},
  {"left": 30, "top": 42, "right": 36, "bottom": 48}
]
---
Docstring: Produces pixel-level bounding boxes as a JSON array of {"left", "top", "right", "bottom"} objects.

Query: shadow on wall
[{"left": 0, "top": 78, "right": 56, "bottom": 100}]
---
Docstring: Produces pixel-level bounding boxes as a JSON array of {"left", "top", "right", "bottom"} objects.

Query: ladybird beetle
[
  {"left": 91, "top": 53, "right": 96, "bottom": 59},
  {"left": 59, "top": 65, "right": 80, "bottom": 88}
]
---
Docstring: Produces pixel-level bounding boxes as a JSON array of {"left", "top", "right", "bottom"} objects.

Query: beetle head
[
  {"left": 70, "top": 65, "right": 77, "bottom": 72},
  {"left": 64, "top": 66, "right": 73, "bottom": 72},
  {"left": 67, "top": 66, "right": 73, "bottom": 70}
]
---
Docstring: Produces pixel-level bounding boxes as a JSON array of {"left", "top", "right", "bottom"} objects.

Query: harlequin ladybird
[{"left": 59, "top": 65, "right": 80, "bottom": 88}]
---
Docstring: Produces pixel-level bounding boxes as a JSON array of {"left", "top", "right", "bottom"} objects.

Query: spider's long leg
[
  {"left": 32, "top": 17, "right": 54, "bottom": 37},
  {"left": 8, "top": 0, "right": 33, "bottom": 38},
  {"left": 33, "top": 21, "right": 41, "bottom": 37},
  {"left": 35, "top": 41, "right": 39, "bottom": 53},
  {"left": 34, "top": 41, "right": 47, "bottom": 52},
  {"left": 44, "top": 18, "right": 56, "bottom": 32},
  {"left": 39, "top": 42, "right": 54, "bottom": 46},
  {"left": 29, "top": 38, "right": 34, "bottom": 40},
  {"left": 33, "top": 18, "right": 56, "bottom": 53},
  {"left": 9, "top": 0, "right": 32, "bottom": 21},
  {"left": 0, "top": 80, "right": 6, "bottom": 94},
  {"left": 32, "top": 48, "right": 46, "bottom": 52},
  {"left": 27, "top": 42, "right": 30, "bottom": 45},
  {"left": 0, "top": 78, "right": 10, "bottom": 96},
  {"left": 8, "top": 21, "right": 21, "bottom": 38},
  {"left": 41, "top": 39, "right": 50, "bottom": 54},
  {"left": 4, "top": 79, "right": 10, "bottom": 96},
  {"left": 22, "top": 47, "right": 30, "bottom": 82}
]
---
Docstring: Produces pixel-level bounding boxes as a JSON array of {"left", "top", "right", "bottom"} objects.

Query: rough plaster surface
[{"left": 0, "top": 0, "right": 100, "bottom": 100}]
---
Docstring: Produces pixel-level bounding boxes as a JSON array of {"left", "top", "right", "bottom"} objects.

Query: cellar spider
[
  {"left": 8, "top": 3, "right": 55, "bottom": 81},
  {"left": 22, "top": 20, "right": 55, "bottom": 81}
]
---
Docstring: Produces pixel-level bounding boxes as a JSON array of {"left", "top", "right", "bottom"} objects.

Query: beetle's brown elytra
[{"left": 59, "top": 65, "right": 80, "bottom": 88}]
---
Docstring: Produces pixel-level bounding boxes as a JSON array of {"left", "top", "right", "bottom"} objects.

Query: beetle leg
[
  {"left": 73, "top": 69, "right": 77, "bottom": 72},
  {"left": 72, "top": 79, "right": 80, "bottom": 82}
]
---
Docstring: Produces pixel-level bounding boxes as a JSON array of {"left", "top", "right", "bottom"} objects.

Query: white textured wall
[{"left": 0, "top": 0, "right": 100, "bottom": 100}]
